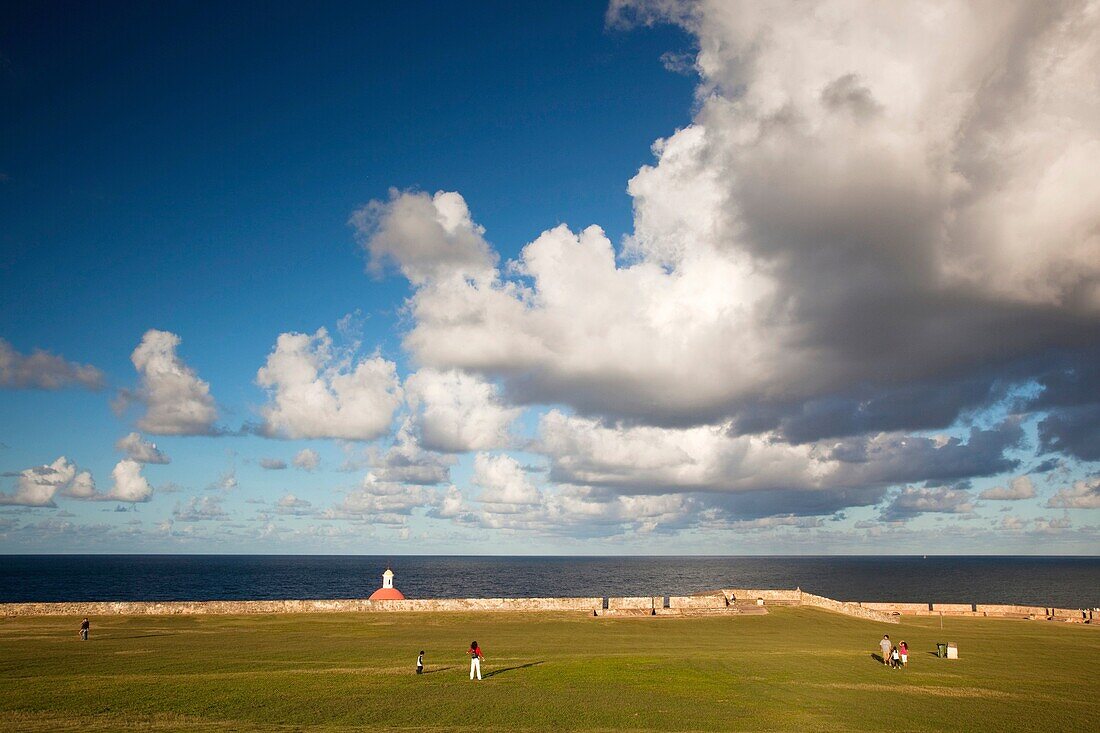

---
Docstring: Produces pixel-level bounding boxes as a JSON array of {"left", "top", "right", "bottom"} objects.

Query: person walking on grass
[
  {"left": 879, "top": 634, "right": 892, "bottom": 666},
  {"left": 417, "top": 650, "right": 424, "bottom": 675},
  {"left": 79, "top": 617, "right": 89, "bottom": 641},
  {"left": 890, "top": 644, "right": 901, "bottom": 669},
  {"left": 899, "top": 641, "right": 908, "bottom": 668},
  {"left": 468, "top": 641, "right": 483, "bottom": 680}
]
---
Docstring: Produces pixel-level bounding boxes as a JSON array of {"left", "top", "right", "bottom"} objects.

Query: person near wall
[{"left": 468, "top": 641, "right": 483, "bottom": 680}]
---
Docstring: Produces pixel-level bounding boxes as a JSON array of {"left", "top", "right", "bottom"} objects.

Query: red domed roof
[{"left": 369, "top": 587, "right": 406, "bottom": 600}]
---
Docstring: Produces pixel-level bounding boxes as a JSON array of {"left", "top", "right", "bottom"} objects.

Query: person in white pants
[{"left": 468, "top": 641, "right": 483, "bottom": 680}]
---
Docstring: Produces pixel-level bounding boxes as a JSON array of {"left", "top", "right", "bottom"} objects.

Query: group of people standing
[
  {"left": 878, "top": 634, "right": 908, "bottom": 669},
  {"left": 415, "top": 641, "right": 485, "bottom": 679}
]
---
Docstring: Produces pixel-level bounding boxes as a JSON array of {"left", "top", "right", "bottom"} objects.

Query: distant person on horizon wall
[
  {"left": 79, "top": 617, "right": 89, "bottom": 641},
  {"left": 879, "top": 635, "right": 891, "bottom": 666},
  {"left": 468, "top": 641, "right": 483, "bottom": 680}
]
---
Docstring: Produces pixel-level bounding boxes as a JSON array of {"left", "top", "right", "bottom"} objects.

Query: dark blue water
[{"left": 1, "top": 556, "right": 1097, "bottom": 607}]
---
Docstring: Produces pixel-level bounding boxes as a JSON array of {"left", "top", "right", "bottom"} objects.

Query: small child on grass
[{"left": 417, "top": 650, "right": 424, "bottom": 674}]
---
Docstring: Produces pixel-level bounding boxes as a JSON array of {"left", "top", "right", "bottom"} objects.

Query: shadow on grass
[
  {"left": 116, "top": 633, "right": 181, "bottom": 639},
  {"left": 484, "top": 661, "right": 545, "bottom": 678},
  {"left": 871, "top": 653, "right": 886, "bottom": 665},
  {"left": 423, "top": 666, "right": 457, "bottom": 674}
]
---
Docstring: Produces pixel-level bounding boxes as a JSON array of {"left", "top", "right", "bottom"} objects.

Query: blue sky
[{"left": 1, "top": 1, "right": 1098, "bottom": 554}]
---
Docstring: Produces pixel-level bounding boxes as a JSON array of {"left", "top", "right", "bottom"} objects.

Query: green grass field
[{"left": 2, "top": 607, "right": 1097, "bottom": 732}]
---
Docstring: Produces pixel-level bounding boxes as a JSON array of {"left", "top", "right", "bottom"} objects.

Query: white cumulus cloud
[
  {"left": 471, "top": 452, "right": 542, "bottom": 510},
  {"left": 119, "top": 330, "right": 219, "bottom": 435},
  {"left": 103, "top": 459, "right": 153, "bottom": 503},
  {"left": 979, "top": 476, "right": 1035, "bottom": 501},
  {"left": 0, "top": 457, "right": 96, "bottom": 507},
  {"left": 1046, "top": 476, "right": 1100, "bottom": 509},
  {"left": 256, "top": 327, "right": 402, "bottom": 441},
  {"left": 354, "top": 0, "right": 1100, "bottom": 446},
  {"left": 114, "top": 432, "right": 171, "bottom": 464},
  {"left": 293, "top": 448, "right": 320, "bottom": 471},
  {"left": 405, "top": 368, "right": 521, "bottom": 453}
]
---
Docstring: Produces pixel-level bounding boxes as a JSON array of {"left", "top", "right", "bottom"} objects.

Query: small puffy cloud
[
  {"left": 260, "top": 458, "right": 287, "bottom": 470},
  {"left": 1034, "top": 515, "right": 1073, "bottom": 532},
  {"left": 0, "top": 338, "right": 105, "bottom": 390},
  {"left": 405, "top": 368, "right": 521, "bottom": 453},
  {"left": 1046, "top": 476, "right": 1100, "bottom": 509},
  {"left": 979, "top": 476, "right": 1035, "bottom": 501},
  {"left": 293, "top": 448, "right": 320, "bottom": 471},
  {"left": 471, "top": 453, "right": 542, "bottom": 509},
  {"left": 206, "top": 468, "right": 238, "bottom": 492},
  {"left": 364, "top": 0, "right": 1100, "bottom": 474},
  {"left": 103, "top": 459, "right": 153, "bottom": 503},
  {"left": 114, "top": 432, "right": 170, "bottom": 464},
  {"left": 117, "top": 330, "right": 219, "bottom": 435},
  {"left": 351, "top": 189, "right": 497, "bottom": 286},
  {"left": 256, "top": 327, "right": 402, "bottom": 441},
  {"left": 431, "top": 485, "right": 468, "bottom": 519},
  {"left": 999, "top": 515, "right": 1026, "bottom": 531},
  {"left": 0, "top": 457, "right": 95, "bottom": 507},
  {"left": 276, "top": 494, "right": 314, "bottom": 516},
  {"left": 721, "top": 515, "right": 825, "bottom": 531},
  {"left": 878, "top": 485, "right": 975, "bottom": 522},
  {"left": 173, "top": 495, "right": 227, "bottom": 522}
]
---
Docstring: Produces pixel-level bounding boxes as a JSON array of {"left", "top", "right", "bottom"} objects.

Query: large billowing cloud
[
  {"left": 404, "top": 369, "right": 520, "bottom": 453},
  {"left": 0, "top": 338, "right": 105, "bottom": 390},
  {"left": 118, "top": 330, "right": 219, "bottom": 435},
  {"left": 352, "top": 0, "right": 1099, "bottom": 446},
  {"left": 337, "top": 0, "right": 1100, "bottom": 536},
  {"left": 538, "top": 411, "right": 1020, "bottom": 515},
  {"left": 256, "top": 327, "right": 402, "bottom": 441},
  {"left": 0, "top": 457, "right": 95, "bottom": 507}
]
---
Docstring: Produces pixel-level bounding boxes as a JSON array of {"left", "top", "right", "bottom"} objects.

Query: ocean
[{"left": 1, "top": 555, "right": 1097, "bottom": 607}]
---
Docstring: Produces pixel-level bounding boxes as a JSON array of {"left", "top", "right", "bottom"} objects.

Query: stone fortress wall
[{"left": 1, "top": 588, "right": 1094, "bottom": 624}]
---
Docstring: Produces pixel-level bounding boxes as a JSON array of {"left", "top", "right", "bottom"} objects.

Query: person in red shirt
[{"left": 468, "top": 641, "right": 483, "bottom": 680}]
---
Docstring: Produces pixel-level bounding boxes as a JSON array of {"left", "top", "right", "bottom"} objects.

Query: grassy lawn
[{"left": 1, "top": 607, "right": 1097, "bottom": 732}]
